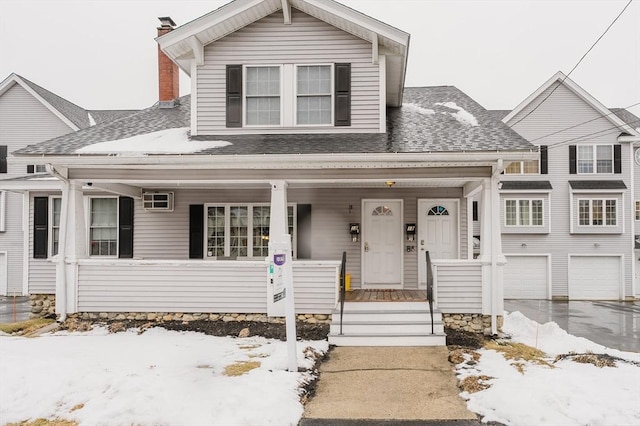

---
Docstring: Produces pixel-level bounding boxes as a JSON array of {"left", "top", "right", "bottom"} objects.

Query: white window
[
  {"left": 577, "top": 145, "right": 613, "bottom": 174},
  {"left": 206, "top": 204, "right": 295, "bottom": 259},
  {"left": 245, "top": 66, "right": 281, "bottom": 126},
  {"left": 505, "top": 199, "right": 543, "bottom": 226},
  {"left": 296, "top": 65, "right": 332, "bottom": 125},
  {"left": 578, "top": 199, "right": 616, "bottom": 226},
  {"left": 89, "top": 197, "right": 118, "bottom": 256},
  {"left": 504, "top": 160, "right": 539, "bottom": 174},
  {"left": 50, "top": 197, "right": 61, "bottom": 256},
  {"left": 636, "top": 201, "right": 640, "bottom": 221}
]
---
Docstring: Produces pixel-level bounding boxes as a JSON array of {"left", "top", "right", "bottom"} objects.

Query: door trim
[
  {"left": 417, "top": 199, "right": 460, "bottom": 289},
  {"left": 361, "top": 199, "right": 404, "bottom": 289},
  {"left": 0, "top": 251, "right": 7, "bottom": 296}
]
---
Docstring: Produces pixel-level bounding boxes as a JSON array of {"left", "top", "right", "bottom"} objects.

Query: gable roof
[
  {"left": 503, "top": 71, "right": 639, "bottom": 137},
  {"left": 13, "top": 86, "right": 533, "bottom": 157},
  {"left": 0, "top": 73, "right": 89, "bottom": 131},
  {"left": 157, "top": 0, "right": 410, "bottom": 106}
]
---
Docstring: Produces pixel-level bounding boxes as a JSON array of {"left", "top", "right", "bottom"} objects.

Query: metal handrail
[
  {"left": 338, "top": 251, "right": 347, "bottom": 335},
  {"left": 425, "top": 251, "right": 435, "bottom": 335}
]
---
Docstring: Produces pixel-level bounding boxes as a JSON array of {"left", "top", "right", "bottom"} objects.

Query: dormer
[{"left": 156, "top": 0, "right": 409, "bottom": 135}]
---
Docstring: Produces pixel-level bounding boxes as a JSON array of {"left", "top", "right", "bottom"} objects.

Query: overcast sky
[{"left": 1, "top": 0, "right": 638, "bottom": 116}]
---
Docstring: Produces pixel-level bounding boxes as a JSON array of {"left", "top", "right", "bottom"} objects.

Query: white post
[
  {"left": 57, "top": 181, "right": 87, "bottom": 316},
  {"left": 479, "top": 178, "right": 492, "bottom": 321},
  {"left": 267, "top": 181, "right": 297, "bottom": 372},
  {"left": 490, "top": 174, "right": 505, "bottom": 333}
]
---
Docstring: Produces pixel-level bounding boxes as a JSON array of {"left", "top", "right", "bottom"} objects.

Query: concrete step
[
  {"left": 332, "top": 310, "right": 441, "bottom": 323},
  {"left": 329, "top": 321, "right": 444, "bottom": 335},
  {"left": 328, "top": 332, "right": 446, "bottom": 347},
  {"left": 338, "top": 301, "right": 430, "bottom": 311}
]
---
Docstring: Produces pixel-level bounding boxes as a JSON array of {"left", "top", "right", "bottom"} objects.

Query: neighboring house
[
  {"left": 0, "top": 73, "right": 137, "bottom": 298},
  {"left": 490, "top": 72, "right": 640, "bottom": 301},
  {"left": 10, "top": 0, "right": 535, "bottom": 345}
]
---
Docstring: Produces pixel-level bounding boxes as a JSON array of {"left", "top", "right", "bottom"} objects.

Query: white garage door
[
  {"left": 569, "top": 256, "right": 621, "bottom": 300},
  {"left": 504, "top": 255, "right": 548, "bottom": 299}
]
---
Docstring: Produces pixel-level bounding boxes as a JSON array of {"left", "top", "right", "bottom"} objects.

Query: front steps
[{"left": 328, "top": 301, "right": 446, "bottom": 346}]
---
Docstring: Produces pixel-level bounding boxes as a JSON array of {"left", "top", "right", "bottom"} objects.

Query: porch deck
[{"left": 344, "top": 289, "right": 427, "bottom": 302}]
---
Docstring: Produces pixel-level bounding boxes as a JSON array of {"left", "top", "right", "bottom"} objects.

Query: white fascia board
[
  {"left": 0, "top": 179, "right": 62, "bottom": 191},
  {"left": 10, "top": 150, "right": 538, "bottom": 169},
  {"left": 504, "top": 71, "right": 637, "bottom": 136},
  {"left": 619, "top": 135, "right": 640, "bottom": 142},
  {"left": 500, "top": 189, "right": 553, "bottom": 194},
  {"left": 0, "top": 74, "right": 79, "bottom": 132}
]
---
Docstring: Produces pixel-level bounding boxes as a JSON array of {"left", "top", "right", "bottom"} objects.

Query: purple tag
[{"left": 274, "top": 253, "right": 286, "bottom": 266}]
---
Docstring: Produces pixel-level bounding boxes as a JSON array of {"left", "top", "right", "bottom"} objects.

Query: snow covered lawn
[
  {"left": 456, "top": 311, "right": 640, "bottom": 426},
  {"left": 0, "top": 327, "right": 327, "bottom": 425}
]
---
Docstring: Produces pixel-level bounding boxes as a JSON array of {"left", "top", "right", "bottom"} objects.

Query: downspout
[
  {"left": 490, "top": 159, "right": 503, "bottom": 335},
  {"left": 48, "top": 165, "right": 69, "bottom": 322}
]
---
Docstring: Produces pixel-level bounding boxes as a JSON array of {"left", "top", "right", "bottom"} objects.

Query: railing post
[
  {"left": 339, "top": 251, "right": 346, "bottom": 335},
  {"left": 426, "top": 251, "right": 434, "bottom": 335}
]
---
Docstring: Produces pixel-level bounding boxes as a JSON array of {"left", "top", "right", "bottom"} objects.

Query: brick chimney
[{"left": 157, "top": 17, "right": 179, "bottom": 108}]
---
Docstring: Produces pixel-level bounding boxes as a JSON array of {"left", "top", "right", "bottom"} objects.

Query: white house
[
  {"left": 9, "top": 0, "right": 537, "bottom": 345},
  {"left": 0, "top": 73, "right": 136, "bottom": 299},
  {"left": 492, "top": 72, "right": 640, "bottom": 301}
]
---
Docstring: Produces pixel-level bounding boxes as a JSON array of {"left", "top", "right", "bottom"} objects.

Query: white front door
[
  {"left": 362, "top": 200, "right": 403, "bottom": 288},
  {"left": 418, "top": 199, "right": 459, "bottom": 288}
]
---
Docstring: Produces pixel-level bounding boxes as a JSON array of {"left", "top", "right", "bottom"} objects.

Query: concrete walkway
[{"left": 301, "top": 347, "right": 477, "bottom": 424}]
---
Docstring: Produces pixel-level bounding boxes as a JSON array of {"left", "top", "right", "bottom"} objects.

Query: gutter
[{"left": 47, "top": 165, "right": 69, "bottom": 323}]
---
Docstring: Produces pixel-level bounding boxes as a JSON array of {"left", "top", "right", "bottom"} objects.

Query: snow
[
  {"left": 435, "top": 101, "right": 479, "bottom": 127},
  {"left": 0, "top": 327, "right": 328, "bottom": 425},
  {"left": 75, "top": 127, "right": 231, "bottom": 155},
  {"left": 456, "top": 311, "right": 640, "bottom": 426},
  {"left": 402, "top": 102, "right": 435, "bottom": 115},
  {"left": 87, "top": 112, "right": 96, "bottom": 127}
]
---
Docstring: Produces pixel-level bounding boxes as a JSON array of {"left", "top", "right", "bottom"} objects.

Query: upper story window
[
  {"left": 505, "top": 160, "right": 539, "bottom": 174},
  {"left": 297, "top": 65, "right": 332, "bottom": 125},
  {"left": 505, "top": 199, "right": 543, "bottom": 227},
  {"left": 578, "top": 199, "right": 616, "bottom": 226},
  {"left": 226, "top": 63, "right": 350, "bottom": 128},
  {"left": 245, "top": 66, "right": 281, "bottom": 126},
  {"left": 577, "top": 145, "right": 612, "bottom": 174}
]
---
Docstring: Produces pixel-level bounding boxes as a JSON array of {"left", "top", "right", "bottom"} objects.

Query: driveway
[{"left": 504, "top": 300, "right": 640, "bottom": 353}]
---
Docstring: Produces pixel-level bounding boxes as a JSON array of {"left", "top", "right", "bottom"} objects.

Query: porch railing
[
  {"left": 425, "top": 251, "right": 435, "bottom": 334},
  {"left": 338, "top": 251, "right": 347, "bottom": 335}
]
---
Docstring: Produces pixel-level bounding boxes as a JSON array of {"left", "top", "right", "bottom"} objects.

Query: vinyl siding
[
  {"left": 133, "top": 187, "right": 466, "bottom": 290},
  {"left": 76, "top": 260, "right": 338, "bottom": 314},
  {"left": 433, "top": 261, "right": 482, "bottom": 313},
  {"left": 503, "top": 82, "right": 633, "bottom": 299},
  {"left": 0, "top": 82, "right": 74, "bottom": 295},
  {"left": 195, "top": 9, "right": 380, "bottom": 134}
]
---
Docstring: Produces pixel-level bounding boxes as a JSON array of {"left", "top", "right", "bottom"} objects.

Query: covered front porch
[{"left": 42, "top": 154, "right": 514, "bottom": 344}]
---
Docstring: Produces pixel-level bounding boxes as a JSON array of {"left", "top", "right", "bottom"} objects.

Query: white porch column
[
  {"left": 56, "top": 180, "right": 87, "bottom": 317},
  {"left": 479, "top": 176, "right": 505, "bottom": 334}
]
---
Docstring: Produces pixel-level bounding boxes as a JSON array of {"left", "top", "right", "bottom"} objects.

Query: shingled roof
[
  {"left": 610, "top": 108, "right": 640, "bottom": 131},
  {"left": 18, "top": 75, "right": 93, "bottom": 129},
  {"left": 14, "top": 86, "right": 533, "bottom": 156}
]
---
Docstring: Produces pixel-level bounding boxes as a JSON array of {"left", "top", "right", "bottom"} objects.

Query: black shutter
[
  {"left": 189, "top": 204, "right": 204, "bottom": 259},
  {"left": 27, "top": 165, "right": 35, "bottom": 174},
  {"left": 296, "top": 204, "right": 312, "bottom": 259},
  {"left": 472, "top": 201, "right": 478, "bottom": 221},
  {"left": 334, "top": 63, "right": 351, "bottom": 126},
  {"left": 540, "top": 145, "right": 548, "bottom": 174},
  {"left": 226, "top": 65, "right": 243, "bottom": 128},
  {"left": 0, "top": 145, "right": 7, "bottom": 174},
  {"left": 569, "top": 145, "right": 576, "bottom": 174},
  {"left": 118, "top": 197, "right": 134, "bottom": 258},
  {"left": 34, "top": 197, "right": 48, "bottom": 258},
  {"left": 614, "top": 145, "right": 622, "bottom": 174}
]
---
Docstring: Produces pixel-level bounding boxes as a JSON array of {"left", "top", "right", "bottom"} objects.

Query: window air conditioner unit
[{"left": 142, "top": 192, "right": 174, "bottom": 211}]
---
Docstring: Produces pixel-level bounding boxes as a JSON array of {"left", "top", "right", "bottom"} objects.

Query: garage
[
  {"left": 569, "top": 256, "right": 621, "bottom": 300},
  {"left": 504, "top": 255, "right": 549, "bottom": 299}
]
